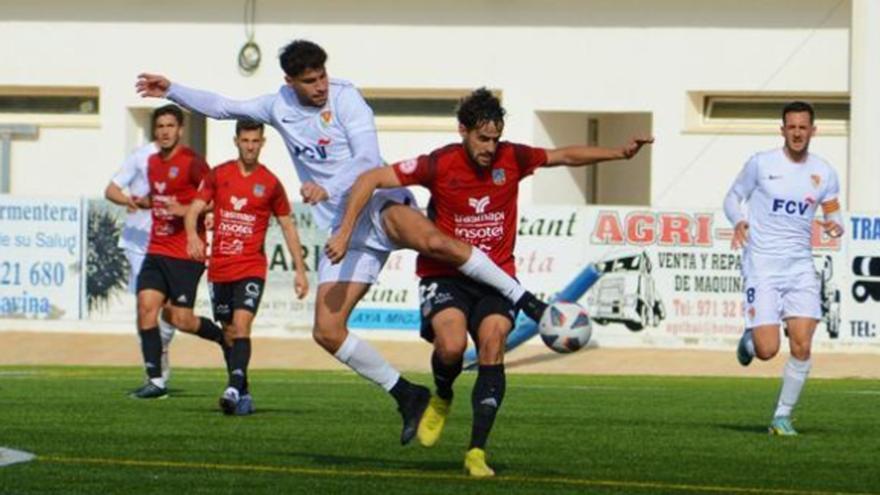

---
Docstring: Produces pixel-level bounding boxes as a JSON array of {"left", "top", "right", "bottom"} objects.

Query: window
[
  {"left": 685, "top": 92, "right": 848, "bottom": 135},
  {"left": 362, "top": 89, "right": 501, "bottom": 131},
  {"left": 0, "top": 86, "right": 100, "bottom": 127}
]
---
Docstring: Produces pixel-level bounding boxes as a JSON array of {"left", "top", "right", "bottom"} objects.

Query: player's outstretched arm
[
  {"left": 136, "top": 73, "right": 273, "bottom": 123},
  {"left": 324, "top": 166, "right": 400, "bottom": 264},
  {"left": 544, "top": 136, "right": 654, "bottom": 167},
  {"left": 277, "top": 215, "right": 309, "bottom": 299},
  {"left": 184, "top": 198, "right": 208, "bottom": 261}
]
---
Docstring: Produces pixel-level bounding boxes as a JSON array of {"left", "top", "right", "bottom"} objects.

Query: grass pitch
[{"left": 1, "top": 366, "right": 878, "bottom": 494}]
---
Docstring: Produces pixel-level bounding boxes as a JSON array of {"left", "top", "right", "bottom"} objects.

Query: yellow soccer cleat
[
  {"left": 464, "top": 448, "right": 495, "bottom": 478},
  {"left": 417, "top": 396, "right": 451, "bottom": 447}
]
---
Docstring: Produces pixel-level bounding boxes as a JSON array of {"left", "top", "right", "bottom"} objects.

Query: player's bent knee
[
  {"left": 435, "top": 340, "right": 466, "bottom": 362},
  {"left": 312, "top": 324, "right": 347, "bottom": 353},
  {"left": 755, "top": 345, "right": 779, "bottom": 361}
]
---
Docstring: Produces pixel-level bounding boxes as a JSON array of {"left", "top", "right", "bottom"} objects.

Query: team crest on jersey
[
  {"left": 492, "top": 168, "right": 506, "bottom": 185},
  {"left": 320, "top": 110, "right": 332, "bottom": 128},
  {"left": 747, "top": 306, "right": 756, "bottom": 321},
  {"left": 168, "top": 166, "right": 179, "bottom": 179},
  {"left": 399, "top": 158, "right": 418, "bottom": 175},
  {"left": 253, "top": 184, "right": 265, "bottom": 197},
  {"left": 811, "top": 174, "right": 821, "bottom": 188}
]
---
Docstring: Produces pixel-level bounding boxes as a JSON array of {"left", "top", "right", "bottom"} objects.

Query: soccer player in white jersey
[
  {"left": 136, "top": 40, "right": 547, "bottom": 444},
  {"left": 104, "top": 109, "right": 181, "bottom": 383},
  {"left": 724, "top": 101, "right": 844, "bottom": 436}
]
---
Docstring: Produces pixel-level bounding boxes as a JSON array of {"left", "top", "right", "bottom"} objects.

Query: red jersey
[
  {"left": 393, "top": 142, "right": 547, "bottom": 278},
  {"left": 147, "top": 146, "right": 210, "bottom": 260},
  {"left": 197, "top": 161, "right": 291, "bottom": 282}
]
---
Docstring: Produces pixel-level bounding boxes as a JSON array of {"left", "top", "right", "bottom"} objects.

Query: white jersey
[
  {"left": 724, "top": 148, "right": 840, "bottom": 277},
  {"left": 167, "top": 79, "right": 381, "bottom": 230},
  {"left": 111, "top": 142, "right": 157, "bottom": 254}
]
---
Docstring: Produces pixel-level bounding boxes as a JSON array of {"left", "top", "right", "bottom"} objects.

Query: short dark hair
[
  {"left": 279, "top": 40, "right": 327, "bottom": 77},
  {"left": 782, "top": 101, "right": 815, "bottom": 124},
  {"left": 151, "top": 104, "right": 184, "bottom": 129},
  {"left": 235, "top": 119, "right": 264, "bottom": 136},
  {"left": 457, "top": 88, "right": 505, "bottom": 130}
]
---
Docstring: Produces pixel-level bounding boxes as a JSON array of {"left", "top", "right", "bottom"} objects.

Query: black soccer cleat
[
  {"left": 130, "top": 382, "right": 168, "bottom": 400},
  {"left": 516, "top": 291, "right": 549, "bottom": 323},
  {"left": 398, "top": 384, "right": 430, "bottom": 445}
]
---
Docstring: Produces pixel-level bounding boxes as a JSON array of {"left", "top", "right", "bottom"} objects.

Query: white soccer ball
[{"left": 538, "top": 302, "right": 592, "bottom": 354}]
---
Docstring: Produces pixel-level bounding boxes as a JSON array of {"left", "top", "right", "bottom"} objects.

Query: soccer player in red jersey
[
  {"left": 132, "top": 104, "right": 231, "bottom": 400},
  {"left": 184, "top": 120, "right": 309, "bottom": 415},
  {"left": 327, "top": 89, "right": 652, "bottom": 476}
]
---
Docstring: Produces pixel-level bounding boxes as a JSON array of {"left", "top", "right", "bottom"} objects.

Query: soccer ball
[{"left": 538, "top": 302, "right": 592, "bottom": 354}]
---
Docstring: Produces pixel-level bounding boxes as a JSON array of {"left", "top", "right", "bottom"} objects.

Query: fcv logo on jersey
[
  {"left": 771, "top": 198, "right": 814, "bottom": 216},
  {"left": 293, "top": 138, "right": 331, "bottom": 161}
]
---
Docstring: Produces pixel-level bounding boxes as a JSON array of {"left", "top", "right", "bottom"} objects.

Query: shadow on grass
[{"left": 280, "top": 450, "right": 465, "bottom": 473}]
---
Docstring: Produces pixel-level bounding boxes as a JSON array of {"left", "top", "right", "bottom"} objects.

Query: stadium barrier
[{"left": 1, "top": 195, "right": 878, "bottom": 353}]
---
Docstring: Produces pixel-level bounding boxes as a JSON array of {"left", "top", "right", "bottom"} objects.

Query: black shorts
[
  {"left": 136, "top": 254, "right": 205, "bottom": 309},
  {"left": 418, "top": 277, "right": 517, "bottom": 344},
  {"left": 208, "top": 277, "right": 265, "bottom": 323}
]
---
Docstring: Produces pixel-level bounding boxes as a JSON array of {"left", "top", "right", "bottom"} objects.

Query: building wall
[{"left": 0, "top": 0, "right": 851, "bottom": 210}]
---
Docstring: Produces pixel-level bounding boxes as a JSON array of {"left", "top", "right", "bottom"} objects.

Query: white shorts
[
  {"left": 318, "top": 188, "right": 416, "bottom": 284},
  {"left": 125, "top": 249, "right": 147, "bottom": 294},
  {"left": 743, "top": 270, "right": 821, "bottom": 328}
]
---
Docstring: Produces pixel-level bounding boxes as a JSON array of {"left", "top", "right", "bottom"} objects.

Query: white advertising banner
[
  {"left": 0, "top": 195, "right": 84, "bottom": 320},
  {"left": 3, "top": 195, "right": 878, "bottom": 353}
]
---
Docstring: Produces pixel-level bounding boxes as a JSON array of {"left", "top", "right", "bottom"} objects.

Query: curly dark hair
[
  {"left": 782, "top": 101, "right": 815, "bottom": 124},
  {"left": 457, "top": 88, "right": 505, "bottom": 130},
  {"left": 279, "top": 40, "right": 327, "bottom": 77},
  {"left": 151, "top": 104, "right": 184, "bottom": 129}
]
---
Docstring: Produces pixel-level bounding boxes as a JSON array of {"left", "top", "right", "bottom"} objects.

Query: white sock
[
  {"left": 773, "top": 356, "right": 811, "bottom": 418},
  {"left": 457, "top": 248, "right": 526, "bottom": 303},
  {"left": 334, "top": 333, "right": 400, "bottom": 392},
  {"left": 158, "top": 313, "right": 176, "bottom": 348},
  {"left": 149, "top": 377, "right": 166, "bottom": 388}
]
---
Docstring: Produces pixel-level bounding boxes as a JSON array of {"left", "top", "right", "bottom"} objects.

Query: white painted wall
[{"left": 0, "top": 0, "right": 852, "bottom": 211}]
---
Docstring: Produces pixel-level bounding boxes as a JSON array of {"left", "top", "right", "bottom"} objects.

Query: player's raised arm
[
  {"left": 544, "top": 136, "right": 653, "bottom": 167},
  {"left": 324, "top": 166, "right": 401, "bottom": 264},
  {"left": 277, "top": 215, "right": 309, "bottom": 299},
  {"left": 137, "top": 73, "right": 274, "bottom": 124}
]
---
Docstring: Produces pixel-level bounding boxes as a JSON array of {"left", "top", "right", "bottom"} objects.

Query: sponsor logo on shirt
[
  {"left": 293, "top": 143, "right": 329, "bottom": 160},
  {"left": 771, "top": 198, "right": 812, "bottom": 216},
  {"left": 468, "top": 196, "right": 490, "bottom": 214},
  {"left": 154, "top": 182, "right": 167, "bottom": 194},
  {"left": 230, "top": 196, "right": 248, "bottom": 211},
  {"left": 454, "top": 196, "right": 504, "bottom": 244},
  {"left": 492, "top": 169, "right": 506, "bottom": 185}
]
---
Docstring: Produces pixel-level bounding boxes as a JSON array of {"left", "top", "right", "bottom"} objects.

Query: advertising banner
[{"left": 0, "top": 195, "right": 84, "bottom": 319}]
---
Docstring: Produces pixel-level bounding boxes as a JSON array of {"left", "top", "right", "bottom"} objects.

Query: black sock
[
  {"left": 469, "top": 364, "right": 506, "bottom": 449},
  {"left": 515, "top": 292, "right": 548, "bottom": 322},
  {"left": 432, "top": 351, "right": 462, "bottom": 401},
  {"left": 389, "top": 376, "right": 413, "bottom": 405},
  {"left": 228, "top": 338, "right": 251, "bottom": 393},
  {"left": 139, "top": 327, "right": 163, "bottom": 380},
  {"left": 196, "top": 317, "right": 224, "bottom": 344}
]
